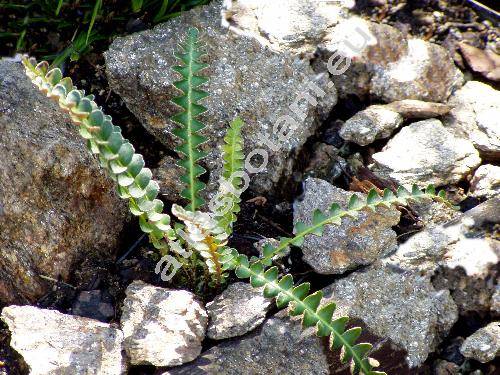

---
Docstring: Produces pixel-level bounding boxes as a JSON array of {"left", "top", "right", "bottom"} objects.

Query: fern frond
[
  {"left": 172, "top": 204, "right": 229, "bottom": 285},
  {"left": 22, "top": 57, "right": 175, "bottom": 253},
  {"left": 214, "top": 117, "right": 245, "bottom": 234},
  {"left": 171, "top": 27, "right": 209, "bottom": 212},
  {"left": 256, "top": 184, "right": 450, "bottom": 267},
  {"left": 216, "top": 184, "right": 453, "bottom": 374}
]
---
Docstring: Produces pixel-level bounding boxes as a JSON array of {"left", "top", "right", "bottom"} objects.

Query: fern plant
[{"left": 22, "top": 26, "right": 454, "bottom": 374}]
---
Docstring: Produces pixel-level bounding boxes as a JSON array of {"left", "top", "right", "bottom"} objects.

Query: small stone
[
  {"left": 294, "top": 178, "right": 400, "bottom": 274},
  {"left": 470, "top": 164, "right": 500, "bottom": 199},
  {"left": 71, "top": 290, "right": 115, "bottom": 322},
  {"left": 164, "top": 315, "right": 330, "bottom": 375},
  {"left": 434, "top": 360, "right": 460, "bottom": 375},
  {"left": 491, "top": 286, "right": 500, "bottom": 316},
  {"left": 384, "top": 99, "right": 451, "bottom": 119},
  {"left": 444, "top": 81, "right": 500, "bottom": 160},
  {"left": 1, "top": 305, "right": 125, "bottom": 375},
  {"left": 460, "top": 322, "right": 500, "bottom": 363},
  {"left": 370, "top": 38, "right": 464, "bottom": 103},
  {"left": 303, "top": 143, "right": 347, "bottom": 182},
  {"left": 371, "top": 119, "right": 481, "bottom": 188},
  {"left": 206, "top": 282, "right": 272, "bottom": 340},
  {"left": 339, "top": 105, "right": 403, "bottom": 145},
  {"left": 120, "top": 281, "right": 207, "bottom": 367}
]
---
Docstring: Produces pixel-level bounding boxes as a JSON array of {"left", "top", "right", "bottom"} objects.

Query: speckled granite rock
[
  {"left": 372, "top": 119, "right": 481, "bottom": 188},
  {"left": 388, "top": 198, "right": 500, "bottom": 314},
  {"left": 206, "top": 282, "right": 272, "bottom": 340},
  {"left": 120, "top": 281, "right": 207, "bottom": 367},
  {"left": 105, "top": 0, "right": 337, "bottom": 197},
  {"left": 444, "top": 81, "right": 500, "bottom": 160},
  {"left": 224, "top": 2, "right": 463, "bottom": 103},
  {"left": 460, "top": 322, "right": 500, "bottom": 363},
  {"left": 0, "top": 59, "right": 128, "bottom": 305},
  {"left": 339, "top": 105, "right": 403, "bottom": 145},
  {"left": 163, "top": 314, "right": 330, "bottom": 375},
  {"left": 323, "top": 262, "right": 458, "bottom": 369},
  {"left": 1, "top": 305, "right": 125, "bottom": 375},
  {"left": 470, "top": 164, "right": 500, "bottom": 199},
  {"left": 293, "top": 178, "right": 400, "bottom": 274}
]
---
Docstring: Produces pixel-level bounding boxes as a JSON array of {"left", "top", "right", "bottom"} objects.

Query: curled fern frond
[
  {"left": 214, "top": 117, "right": 245, "bottom": 234},
  {"left": 171, "top": 27, "right": 209, "bottom": 212},
  {"left": 257, "top": 184, "right": 450, "bottom": 267},
  {"left": 22, "top": 57, "right": 175, "bottom": 252},
  {"left": 172, "top": 204, "right": 229, "bottom": 285}
]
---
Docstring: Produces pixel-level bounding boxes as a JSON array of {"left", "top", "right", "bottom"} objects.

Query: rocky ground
[{"left": 0, "top": 0, "right": 499, "bottom": 374}]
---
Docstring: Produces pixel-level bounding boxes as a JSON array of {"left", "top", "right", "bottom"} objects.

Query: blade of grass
[
  {"left": 86, "top": 0, "right": 102, "bottom": 44},
  {"left": 55, "top": 0, "right": 64, "bottom": 15}
]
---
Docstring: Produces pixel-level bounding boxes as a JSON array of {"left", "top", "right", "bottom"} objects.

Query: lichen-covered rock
[
  {"left": 1, "top": 305, "right": 125, "bottom": 375},
  {"left": 206, "top": 282, "right": 272, "bottom": 340},
  {"left": 164, "top": 315, "right": 330, "bottom": 375},
  {"left": 339, "top": 105, "right": 403, "bottom": 145},
  {"left": 371, "top": 119, "right": 481, "bottom": 188},
  {"left": 324, "top": 262, "right": 458, "bottom": 369},
  {"left": 389, "top": 198, "right": 500, "bottom": 314},
  {"left": 105, "top": 0, "right": 337, "bottom": 197},
  {"left": 444, "top": 81, "right": 500, "bottom": 160},
  {"left": 0, "top": 59, "right": 128, "bottom": 305},
  {"left": 460, "top": 322, "right": 500, "bottom": 363},
  {"left": 470, "top": 164, "right": 500, "bottom": 199},
  {"left": 120, "top": 281, "right": 207, "bottom": 367},
  {"left": 293, "top": 178, "right": 400, "bottom": 274}
]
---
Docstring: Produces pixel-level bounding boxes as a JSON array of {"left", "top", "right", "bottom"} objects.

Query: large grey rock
[
  {"left": 206, "top": 282, "right": 272, "bottom": 340},
  {"left": 293, "top": 178, "right": 400, "bottom": 274},
  {"left": 224, "top": 2, "right": 463, "bottom": 102},
  {"left": 371, "top": 119, "right": 481, "bottom": 188},
  {"left": 323, "top": 262, "right": 458, "bottom": 369},
  {"left": 105, "top": 0, "right": 337, "bottom": 197},
  {"left": 460, "top": 322, "right": 500, "bottom": 363},
  {"left": 0, "top": 59, "right": 128, "bottom": 304},
  {"left": 388, "top": 198, "right": 500, "bottom": 314},
  {"left": 470, "top": 164, "right": 500, "bottom": 199},
  {"left": 1, "top": 305, "right": 125, "bottom": 375},
  {"left": 339, "top": 105, "right": 403, "bottom": 145},
  {"left": 120, "top": 281, "right": 207, "bottom": 367},
  {"left": 164, "top": 315, "right": 330, "bottom": 375},
  {"left": 444, "top": 81, "right": 500, "bottom": 160}
]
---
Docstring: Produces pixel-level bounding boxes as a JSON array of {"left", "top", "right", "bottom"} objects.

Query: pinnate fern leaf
[
  {"left": 258, "top": 184, "right": 450, "bottom": 267},
  {"left": 171, "top": 27, "right": 209, "bottom": 212},
  {"left": 215, "top": 117, "right": 245, "bottom": 234},
  {"left": 22, "top": 57, "right": 175, "bottom": 252},
  {"left": 216, "top": 184, "right": 453, "bottom": 374}
]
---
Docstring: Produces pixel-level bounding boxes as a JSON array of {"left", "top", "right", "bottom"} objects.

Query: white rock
[
  {"left": 120, "top": 281, "right": 207, "bottom": 367},
  {"left": 206, "top": 282, "right": 272, "bottom": 340},
  {"left": 470, "top": 164, "right": 500, "bottom": 199},
  {"left": 1, "top": 305, "right": 125, "bottom": 375},
  {"left": 339, "top": 105, "right": 403, "bottom": 145},
  {"left": 444, "top": 81, "right": 500, "bottom": 159},
  {"left": 372, "top": 119, "right": 481, "bottom": 188},
  {"left": 460, "top": 322, "right": 500, "bottom": 363}
]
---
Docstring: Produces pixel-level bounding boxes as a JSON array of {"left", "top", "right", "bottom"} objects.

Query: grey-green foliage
[{"left": 23, "top": 26, "right": 455, "bottom": 375}]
